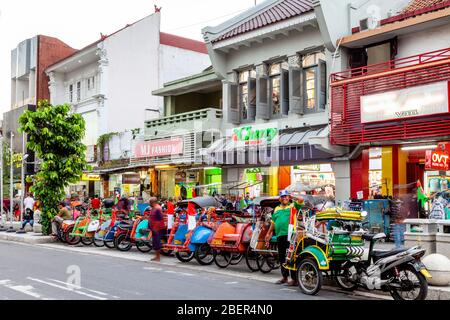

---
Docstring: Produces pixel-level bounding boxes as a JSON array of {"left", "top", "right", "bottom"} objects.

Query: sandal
[
  {"left": 275, "top": 278, "right": 288, "bottom": 285},
  {"left": 287, "top": 280, "right": 299, "bottom": 286}
]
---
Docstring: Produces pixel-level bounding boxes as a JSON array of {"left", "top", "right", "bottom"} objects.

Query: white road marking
[
  {"left": 179, "top": 272, "right": 194, "bottom": 277},
  {"left": 48, "top": 279, "right": 110, "bottom": 297},
  {"left": 27, "top": 277, "right": 107, "bottom": 300},
  {"left": 143, "top": 267, "right": 163, "bottom": 271},
  {"left": 280, "top": 288, "right": 297, "bottom": 292},
  {"left": 0, "top": 279, "right": 52, "bottom": 300},
  {"left": 225, "top": 281, "right": 239, "bottom": 285}
]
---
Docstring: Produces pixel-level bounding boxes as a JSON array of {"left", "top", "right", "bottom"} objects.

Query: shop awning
[{"left": 203, "top": 125, "right": 347, "bottom": 166}]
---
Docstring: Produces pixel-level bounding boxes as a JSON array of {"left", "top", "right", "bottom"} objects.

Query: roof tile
[{"left": 212, "top": 0, "right": 313, "bottom": 43}]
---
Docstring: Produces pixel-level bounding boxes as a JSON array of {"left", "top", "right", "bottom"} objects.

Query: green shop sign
[{"left": 232, "top": 126, "right": 278, "bottom": 145}]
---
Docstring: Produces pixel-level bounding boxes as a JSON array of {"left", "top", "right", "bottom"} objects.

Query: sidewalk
[{"left": 0, "top": 232, "right": 449, "bottom": 300}]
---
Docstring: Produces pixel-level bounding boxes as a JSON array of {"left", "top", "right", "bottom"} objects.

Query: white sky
[{"left": 0, "top": 0, "right": 260, "bottom": 118}]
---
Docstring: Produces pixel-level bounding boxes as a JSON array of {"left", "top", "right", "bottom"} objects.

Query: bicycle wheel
[
  {"left": 230, "top": 253, "right": 243, "bottom": 265},
  {"left": 245, "top": 246, "right": 259, "bottom": 272},
  {"left": 136, "top": 241, "right": 152, "bottom": 253},
  {"left": 194, "top": 244, "right": 214, "bottom": 265},
  {"left": 213, "top": 250, "right": 232, "bottom": 268},
  {"left": 256, "top": 254, "right": 272, "bottom": 274}
]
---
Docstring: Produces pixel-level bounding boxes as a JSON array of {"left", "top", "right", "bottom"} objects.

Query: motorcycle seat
[{"left": 372, "top": 249, "right": 406, "bottom": 259}]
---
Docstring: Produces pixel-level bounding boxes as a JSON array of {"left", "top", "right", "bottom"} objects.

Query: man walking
[
  {"left": 265, "top": 190, "right": 304, "bottom": 286},
  {"left": 148, "top": 197, "right": 164, "bottom": 262}
]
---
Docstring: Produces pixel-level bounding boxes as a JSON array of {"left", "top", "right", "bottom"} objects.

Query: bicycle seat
[
  {"left": 363, "top": 233, "right": 386, "bottom": 241},
  {"left": 372, "top": 249, "right": 407, "bottom": 260}
]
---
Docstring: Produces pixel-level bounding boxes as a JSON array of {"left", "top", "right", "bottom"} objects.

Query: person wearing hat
[
  {"left": 265, "top": 190, "right": 304, "bottom": 286},
  {"left": 148, "top": 197, "right": 164, "bottom": 262}
]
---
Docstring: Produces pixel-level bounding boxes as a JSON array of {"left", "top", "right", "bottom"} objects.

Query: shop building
[
  {"left": 131, "top": 67, "right": 224, "bottom": 199},
  {"left": 329, "top": 0, "right": 450, "bottom": 203},
  {"left": 201, "top": 0, "right": 347, "bottom": 198}
]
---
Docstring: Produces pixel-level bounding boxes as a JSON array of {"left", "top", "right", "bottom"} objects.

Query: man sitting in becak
[{"left": 265, "top": 190, "right": 304, "bottom": 286}]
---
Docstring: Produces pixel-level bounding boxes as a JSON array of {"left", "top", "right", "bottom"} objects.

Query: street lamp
[
  {"left": 6, "top": 132, "right": 15, "bottom": 233},
  {"left": 16, "top": 152, "right": 29, "bottom": 234},
  {"left": 0, "top": 135, "right": 6, "bottom": 232}
]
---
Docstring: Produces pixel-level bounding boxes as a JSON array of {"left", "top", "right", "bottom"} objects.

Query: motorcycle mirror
[{"left": 361, "top": 211, "right": 368, "bottom": 218}]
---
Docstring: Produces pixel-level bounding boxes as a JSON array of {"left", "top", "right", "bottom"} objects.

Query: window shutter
[
  {"left": 248, "top": 77, "right": 256, "bottom": 120},
  {"left": 280, "top": 69, "right": 289, "bottom": 116},
  {"left": 317, "top": 59, "right": 327, "bottom": 110},
  {"left": 289, "top": 67, "right": 303, "bottom": 115},
  {"left": 227, "top": 83, "right": 240, "bottom": 124},
  {"left": 256, "top": 75, "right": 270, "bottom": 120}
]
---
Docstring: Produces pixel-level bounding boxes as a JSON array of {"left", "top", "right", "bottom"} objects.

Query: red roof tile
[
  {"left": 402, "top": 0, "right": 449, "bottom": 13},
  {"left": 159, "top": 32, "right": 208, "bottom": 54},
  {"left": 212, "top": 0, "right": 313, "bottom": 43}
]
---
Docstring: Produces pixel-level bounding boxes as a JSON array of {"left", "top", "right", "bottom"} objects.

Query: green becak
[{"left": 19, "top": 100, "right": 89, "bottom": 235}]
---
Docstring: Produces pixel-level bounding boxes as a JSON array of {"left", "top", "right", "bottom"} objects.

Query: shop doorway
[{"left": 406, "top": 163, "right": 424, "bottom": 193}]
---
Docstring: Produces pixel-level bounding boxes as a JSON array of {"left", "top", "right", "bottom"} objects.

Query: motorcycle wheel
[
  {"left": 93, "top": 237, "right": 105, "bottom": 247},
  {"left": 245, "top": 247, "right": 259, "bottom": 272},
  {"left": 230, "top": 253, "right": 243, "bottom": 265},
  {"left": 115, "top": 234, "right": 132, "bottom": 252},
  {"left": 213, "top": 250, "right": 232, "bottom": 268},
  {"left": 335, "top": 265, "right": 358, "bottom": 292},
  {"left": 81, "top": 237, "right": 94, "bottom": 246},
  {"left": 175, "top": 251, "right": 195, "bottom": 263},
  {"left": 389, "top": 264, "right": 428, "bottom": 301},
  {"left": 65, "top": 227, "right": 81, "bottom": 246},
  {"left": 194, "top": 244, "right": 214, "bottom": 265},
  {"left": 297, "top": 258, "right": 323, "bottom": 296},
  {"left": 104, "top": 240, "right": 115, "bottom": 249},
  {"left": 136, "top": 242, "right": 152, "bottom": 253}
]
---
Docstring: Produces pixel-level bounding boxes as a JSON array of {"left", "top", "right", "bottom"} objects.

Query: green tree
[{"left": 19, "top": 100, "right": 89, "bottom": 234}]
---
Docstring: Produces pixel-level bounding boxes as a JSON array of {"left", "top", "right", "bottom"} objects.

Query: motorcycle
[{"left": 335, "top": 230, "right": 431, "bottom": 300}]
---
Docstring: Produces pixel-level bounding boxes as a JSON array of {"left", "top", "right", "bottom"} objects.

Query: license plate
[
  {"left": 351, "top": 236, "right": 361, "bottom": 241},
  {"left": 212, "top": 240, "right": 222, "bottom": 245},
  {"left": 414, "top": 262, "right": 432, "bottom": 278},
  {"left": 174, "top": 240, "right": 182, "bottom": 245}
]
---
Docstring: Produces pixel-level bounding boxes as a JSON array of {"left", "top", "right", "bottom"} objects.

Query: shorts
[{"left": 151, "top": 229, "right": 162, "bottom": 251}]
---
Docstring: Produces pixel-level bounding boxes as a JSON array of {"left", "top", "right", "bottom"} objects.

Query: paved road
[{"left": 0, "top": 241, "right": 374, "bottom": 300}]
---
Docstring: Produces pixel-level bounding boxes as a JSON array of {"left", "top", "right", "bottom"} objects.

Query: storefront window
[
  {"left": 238, "top": 69, "right": 256, "bottom": 121},
  {"left": 305, "top": 68, "right": 316, "bottom": 110},
  {"left": 369, "top": 148, "right": 382, "bottom": 197}
]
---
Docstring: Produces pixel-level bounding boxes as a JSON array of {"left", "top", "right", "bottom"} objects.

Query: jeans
[
  {"left": 22, "top": 219, "right": 34, "bottom": 229},
  {"left": 277, "top": 235, "right": 298, "bottom": 281},
  {"left": 394, "top": 224, "right": 406, "bottom": 249}
]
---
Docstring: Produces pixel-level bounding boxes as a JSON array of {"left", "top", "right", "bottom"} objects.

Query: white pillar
[{"left": 332, "top": 161, "right": 351, "bottom": 205}]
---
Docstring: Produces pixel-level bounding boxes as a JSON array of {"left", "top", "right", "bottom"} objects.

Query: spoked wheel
[
  {"left": 213, "top": 250, "right": 232, "bottom": 268},
  {"left": 389, "top": 265, "right": 428, "bottom": 301},
  {"left": 81, "top": 237, "right": 94, "bottom": 246},
  {"left": 115, "top": 234, "right": 132, "bottom": 252},
  {"left": 57, "top": 230, "right": 67, "bottom": 243},
  {"left": 257, "top": 254, "right": 277, "bottom": 274},
  {"left": 194, "top": 244, "right": 214, "bottom": 265},
  {"left": 104, "top": 240, "right": 115, "bottom": 249},
  {"left": 161, "top": 247, "right": 173, "bottom": 256},
  {"left": 297, "top": 258, "right": 323, "bottom": 296},
  {"left": 175, "top": 251, "right": 195, "bottom": 263},
  {"left": 65, "top": 227, "right": 81, "bottom": 246},
  {"left": 245, "top": 247, "right": 259, "bottom": 272},
  {"left": 230, "top": 253, "right": 243, "bottom": 265},
  {"left": 136, "top": 241, "right": 152, "bottom": 253},
  {"left": 93, "top": 237, "right": 105, "bottom": 247},
  {"left": 335, "top": 264, "right": 358, "bottom": 292}
]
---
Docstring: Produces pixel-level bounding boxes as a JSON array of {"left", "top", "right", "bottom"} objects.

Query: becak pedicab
[
  {"left": 209, "top": 209, "right": 254, "bottom": 269},
  {"left": 163, "top": 196, "right": 220, "bottom": 263},
  {"left": 93, "top": 199, "right": 122, "bottom": 248},
  {"left": 284, "top": 207, "right": 367, "bottom": 295}
]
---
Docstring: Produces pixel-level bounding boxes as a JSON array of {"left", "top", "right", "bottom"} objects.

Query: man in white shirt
[{"left": 24, "top": 193, "right": 35, "bottom": 212}]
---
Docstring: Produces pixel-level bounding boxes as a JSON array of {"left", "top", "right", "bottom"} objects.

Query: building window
[
  {"left": 238, "top": 69, "right": 256, "bottom": 121},
  {"left": 301, "top": 51, "right": 326, "bottom": 113},
  {"left": 87, "top": 76, "right": 95, "bottom": 91},
  {"left": 69, "top": 84, "right": 73, "bottom": 103},
  {"left": 268, "top": 61, "right": 288, "bottom": 116},
  {"left": 76, "top": 81, "right": 81, "bottom": 102}
]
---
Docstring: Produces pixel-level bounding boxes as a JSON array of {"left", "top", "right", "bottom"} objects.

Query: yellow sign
[
  {"left": 82, "top": 174, "right": 101, "bottom": 181},
  {"left": 123, "top": 184, "right": 131, "bottom": 194}
]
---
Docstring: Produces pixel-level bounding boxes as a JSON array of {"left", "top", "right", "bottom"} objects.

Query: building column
[
  {"left": 332, "top": 161, "right": 351, "bottom": 204},
  {"left": 96, "top": 47, "right": 109, "bottom": 136},
  {"left": 268, "top": 167, "right": 279, "bottom": 197},
  {"left": 350, "top": 149, "right": 369, "bottom": 200}
]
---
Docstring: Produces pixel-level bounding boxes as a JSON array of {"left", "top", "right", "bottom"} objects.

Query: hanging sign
[
  {"left": 82, "top": 174, "right": 101, "bottom": 181},
  {"left": 425, "top": 144, "right": 450, "bottom": 171},
  {"left": 134, "top": 138, "right": 183, "bottom": 158}
]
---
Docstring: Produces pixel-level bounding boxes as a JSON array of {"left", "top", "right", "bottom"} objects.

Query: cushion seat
[{"left": 223, "top": 234, "right": 240, "bottom": 241}]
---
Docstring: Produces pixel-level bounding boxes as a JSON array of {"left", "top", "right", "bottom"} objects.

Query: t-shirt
[
  {"left": 24, "top": 197, "right": 35, "bottom": 210},
  {"left": 59, "top": 207, "right": 72, "bottom": 220},
  {"left": 91, "top": 198, "right": 101, "bottom": 209},
  {"left": 271, "top": 202, "right": 303, "bottom": 237},
  {"left": 149, "top": 205, "right": 164, "bottom": 231}
]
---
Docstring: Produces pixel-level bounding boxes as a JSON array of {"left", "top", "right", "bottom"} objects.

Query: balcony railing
[{"left": 331, "top": 47, "right": 450, "bottom": 83}]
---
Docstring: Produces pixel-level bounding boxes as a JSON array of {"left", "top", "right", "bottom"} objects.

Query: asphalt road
[{"left": 0, "top": 241, "right": 374, "bottom": 300}]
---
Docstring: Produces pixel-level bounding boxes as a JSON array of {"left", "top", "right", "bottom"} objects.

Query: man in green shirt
[
  {"left": 51, "top": 202, "right": 73, "bottom": 237},
  {"left": 265, "top": 190, "right": 304, "bottom": 286}
]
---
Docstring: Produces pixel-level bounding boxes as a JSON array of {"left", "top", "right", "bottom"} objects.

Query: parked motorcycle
[{"left": 335, "top": 231, "right": 430, "bottom": 300}]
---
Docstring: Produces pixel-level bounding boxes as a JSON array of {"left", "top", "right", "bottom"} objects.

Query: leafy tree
[{"left": 19, "top": 100, "right": 89, "bottom": 234}]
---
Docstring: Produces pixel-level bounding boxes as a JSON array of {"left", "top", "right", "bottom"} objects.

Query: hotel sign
[
  {"left": 134, "top": 137, "right": 184, "bottom": 158},
  {"left": 361, "top": 81, "right": 449, "bottom": 123}
]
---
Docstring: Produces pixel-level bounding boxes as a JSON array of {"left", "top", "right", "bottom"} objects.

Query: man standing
[
  {"left": 24, "top": 193, "right": 35, "bottom": 213},
  {"left": 148, "top": 197, "right": 164, "bottom": 262},
  {"left": 265, "top": 190, "right": 304, "bottom": 286}
]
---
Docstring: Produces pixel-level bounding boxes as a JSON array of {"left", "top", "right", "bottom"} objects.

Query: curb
[{"left": 0, "top": 232, "right": 56, "bottom": 244}]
